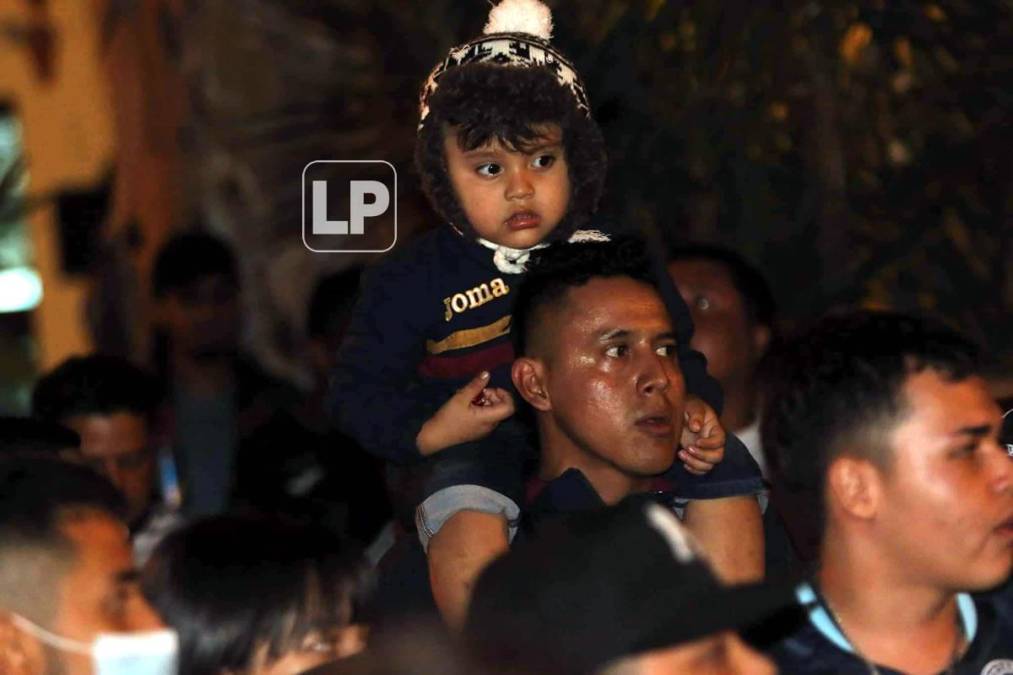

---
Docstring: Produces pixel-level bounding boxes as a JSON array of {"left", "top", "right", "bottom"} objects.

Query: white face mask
[{"left": 11, "top": 614, "right": 178, "bottom": 675}]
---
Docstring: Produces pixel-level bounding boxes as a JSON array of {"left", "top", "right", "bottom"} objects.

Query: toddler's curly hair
[{"left": 416, "top": 63, "right": 607, "bottom": 240}]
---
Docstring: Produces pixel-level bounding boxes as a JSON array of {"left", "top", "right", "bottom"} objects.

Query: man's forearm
[{"left": 683, "top": 495, "right": 764, "bottom": 583}]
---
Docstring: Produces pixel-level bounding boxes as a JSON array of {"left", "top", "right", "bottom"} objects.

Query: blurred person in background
[
  {"left": 667, "top": 245, "right": 776, "bottom": 477},
  {"left": 150, "top": 231, "right": 302, "bottom": 518},
  {"left": 234, "top": 268, "right": 393, "bottom": 551},
  {"left": 142, "top": 514, "right": 368, "bottom": 675},
  {"left": 0, "top": 457, "right": 175, "bottom": 675},
  {"left": 32, "top": 354, "right": 181, "bottom": 563},
  {"left": 300, "top": 619, "right": 483, "bottom": 675}
]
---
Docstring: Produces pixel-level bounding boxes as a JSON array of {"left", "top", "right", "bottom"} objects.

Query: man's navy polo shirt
[{"left": 768, "top": 583, "right": 1013, "bottom": 674}]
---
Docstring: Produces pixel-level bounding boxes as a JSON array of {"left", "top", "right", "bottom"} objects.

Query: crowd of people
[{"left": 3, "top": 1, "right": 1013, "bottom": 673}]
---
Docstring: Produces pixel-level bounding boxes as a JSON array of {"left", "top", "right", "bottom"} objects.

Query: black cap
[{"left": 465, "top": 499, "right": 794, "bottom": 674}]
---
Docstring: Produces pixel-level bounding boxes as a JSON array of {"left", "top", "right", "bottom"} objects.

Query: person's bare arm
[
  {"left": 682, "top": 495, "right": 764, "bottom": 583},
  {"left": 427, "top": 510, "right": 510, "bottom": 631}
]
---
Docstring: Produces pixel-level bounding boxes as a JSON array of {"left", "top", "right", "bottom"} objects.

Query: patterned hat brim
[{"left": 418, "top": 32, "right": 591, "bottom": 132}]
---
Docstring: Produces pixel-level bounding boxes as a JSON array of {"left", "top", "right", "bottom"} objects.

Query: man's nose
[
  {"left": 988, "top": 439, "right": 1013, "bottom": 495},
  {"left": 637, "top": 353, "right": 673, "bottom": 396}
]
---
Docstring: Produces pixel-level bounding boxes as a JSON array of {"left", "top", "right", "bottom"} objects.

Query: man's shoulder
[
  {"left": 766, "top": 591, "right": 1013, "bottom": 675},
  {"left": 959, "top": 593, "right": 1013, "bottom": 675},
  {"left": 766, "top": 617, "right": 871, "bottom": 674}
]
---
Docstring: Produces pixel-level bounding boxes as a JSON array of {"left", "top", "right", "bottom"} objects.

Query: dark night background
[{"left": 2, "top": 0, "right": 1012, "bottom": 395}]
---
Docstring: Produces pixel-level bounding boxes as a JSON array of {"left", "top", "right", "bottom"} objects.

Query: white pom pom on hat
[{"left": 483, "top": 0, "right": 554, "bottom": 41}]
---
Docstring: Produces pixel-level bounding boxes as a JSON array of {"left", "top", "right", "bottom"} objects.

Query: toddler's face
[{"left": 443, "top": 123, "right": 570, "bottom": 249}]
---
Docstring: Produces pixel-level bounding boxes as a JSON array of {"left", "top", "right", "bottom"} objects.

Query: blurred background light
[{"left": 0, "top": 265, "right": 42, "bottom": 313}]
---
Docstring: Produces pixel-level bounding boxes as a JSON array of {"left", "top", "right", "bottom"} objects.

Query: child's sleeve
[
  {"left": 329, "top": 256, "right": 455, "bottom": 465},
  {"left": 669, "top": 433, "right": 766, "bottom": 500}
]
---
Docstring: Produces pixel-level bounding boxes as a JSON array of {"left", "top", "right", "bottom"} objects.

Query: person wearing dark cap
[
  {"left": 466, "top": 499, "right": 787, "bottom": 674},
  {"left": 763, "top": 311, "right": 1013, "bottom": 673}
]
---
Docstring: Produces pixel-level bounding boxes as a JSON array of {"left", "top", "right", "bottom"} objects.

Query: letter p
[{"left": 348, "top": 180, "right": 389, "bottom": 235}]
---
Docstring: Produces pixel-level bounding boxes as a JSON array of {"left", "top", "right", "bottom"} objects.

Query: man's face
[
  {"left": 875, "top": 370, "right": 1013, "bottom": 590},
  {"left": 443, "top": 124, "right": 571, "bottom": 249},
  {"left": 535, "top": 277, "right": 686, "bottom": 479},
  {"left": 50, "top": 512, "right": 164, "bottom": 674},
  {"left": 64, "top": 414, "right": 155, "bottom": 525},
  {"left": 667, "top": 259, "right": 765, "bottom": 387},
  {"left": 620, "top": 631, "right": 775, "bottom": 675},
  {"left": 160, "top": 273, "right": 240, "bottom": 358}
]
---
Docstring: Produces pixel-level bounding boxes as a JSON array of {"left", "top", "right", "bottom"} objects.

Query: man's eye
[
  {"left": 476, "top": 163, "right": 502, "bottom": 177},
  {"left": 950, "top": 444, "right": 977, "bottom": 459},
  {"left": 656, "top": 344, "right": 678, "bottom": 358},
  {"left": 694, "top": 296, "right": 711, "bottom": 311},
  {"left": 605, "top": 345, "right": 627, "bottom": 358},
  {"left": 531, "top": 154, "right": 556, "bottom": 169}
]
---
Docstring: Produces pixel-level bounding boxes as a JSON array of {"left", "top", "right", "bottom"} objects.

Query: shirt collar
[{"left": 797, "top": 583, "right": 978, "bottom": 656}]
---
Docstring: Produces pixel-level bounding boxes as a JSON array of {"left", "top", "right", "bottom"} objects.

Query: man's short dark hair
[
  {"left": 142, "top": 515, "right": 368, "bottom": 675},
  {"left": 32, "top": 354, "right": 161, "bottom": 422},
  {"left": 512, "top": 237, "right": 656, "bottom": 357},
  {"left": 761, "top": 310, "right": 979, "bottom": 533},
  {"left": 668, "top": 244, "right": 776, "bottom": 328},
  {"left": 0, "top": 417, "right": 80, "bottom": 458},
  {"left": 416, "top": 64, "right": 607, "bottom": 240},
  {"left": 152, "top": 231, "right": 238, "bottom": 298},
  {"left": 0, "top": 457, "right": 125, "bottom": 624}
]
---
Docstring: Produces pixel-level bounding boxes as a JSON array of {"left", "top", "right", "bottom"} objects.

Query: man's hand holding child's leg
[{"left": 416, "top": 371, "right": 515, "bottom": 456}]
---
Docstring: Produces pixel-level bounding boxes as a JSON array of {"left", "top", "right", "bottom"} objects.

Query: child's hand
[
  {"left": 416, "top": 371, "right": 515, "bottom": 456},
  {"left": 679, "top": 396, "right": 726, "bottom": 475}
]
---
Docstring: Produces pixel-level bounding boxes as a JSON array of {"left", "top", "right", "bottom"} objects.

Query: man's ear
[
  {"left": 826, "top": 456, "right": 881, "bottom": 521},
  {"left": 0, "top": 614, "right": 42, "bottom": 675},
  {"left": 511, "top": 357, "right": 551, "bottom": 411}
]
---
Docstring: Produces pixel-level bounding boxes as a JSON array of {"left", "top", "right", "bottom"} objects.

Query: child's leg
[
  {"left": 428, "top": 509, "right": 510, "bottom": 630},
  {"left": 415, "top": 420, "right": 531, "bottom": 629}
]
